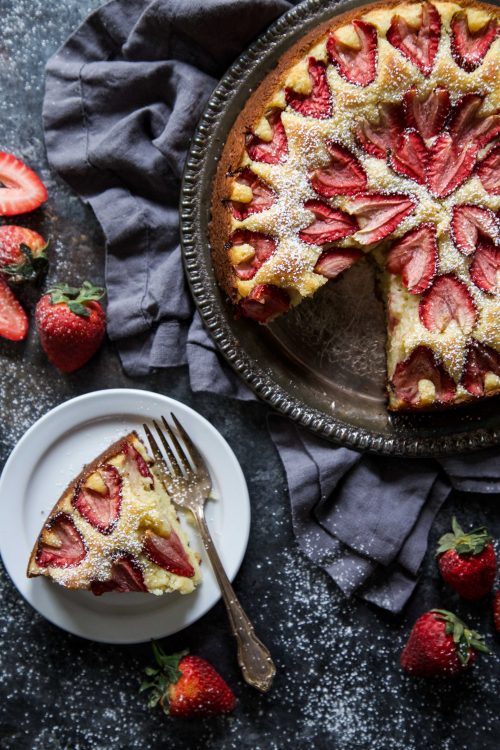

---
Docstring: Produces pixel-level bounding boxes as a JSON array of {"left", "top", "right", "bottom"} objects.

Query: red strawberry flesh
[
  {"left": 390, "top": 130, "right": 428, "bottom": 185},
  {"left": 404, "top": 87, "right": 450, "bottom": 140},
  {"left": 477, "top": 145, "right": 500, "bottom": 195},
  {"left": 314, "top": 248, "right": 363, "bottom": 278},
  {"left": 356, "top": 103, "right": 403, "bottom": 159},
  {"left": 386, "top": 223, "right": 437, "bottom": 294},
  {"left": 0, "top": 276, "right": 28, "bottom": 341},
  {"left": 285, "top": 57, "right": 331, "bottom": 119},
  {"left": 230, "top": 230, "right": 277, "bottom": 280},
  {"left": 470, "top": 239, "right": 500, "bottom": 294},
  {"left": 346, "top": 193, "right": 415, "bottom": 245},
  {"left": 127, "top": 443, "right": 153, "bottom": 479},
  {"left": 451, "top": 12, "right": 498, "bottom": 71},
  {"left": 73, "top": 464, "right": 122, "bottom": 534},
  {"left": 386, "top": 1, "right": 441, "bottom": 76},
  {"left": 91, "top": 555, "right": 148, "bottom": 595},
  {"left": 143, "top": 529, "right": 195, "bottom": 578},
  {"left": 0, "top": 151, "right": 48, "bottom": 216},
  {"left": 239, "top": 284, "right": 290, "bottom": 323},
  {"left": 419, "top": 274, "right": 477, "bottom": 334},
  {"left": 391, "top": 345, "right": 456, "bottom": 405},
  {"left": 327, "top": 20, "right": 378, "bottom": 87},
  {"left": 246, "top": 109, "right": 288, "bottom": 165},
  {"left": 451, "top": 204, "right": 499, "bottom": 256},
  {"left": 449, "top": 94, "right": 500, "bottom": 150},
  {"left": 311, "top": 142, "right": 367, "bottom": 197},
  {"left": 462, "top": 340, "right": 500, "bottom": 396},
  {"left": 299, "top": 200, "right": 358, "bottom": 245},
  {"left": 427, "top": 134, "right": 477, "bottom": 198},
  {"left": 230, "top": 168, "right": 276, "bottom": 220},
  {"left": 36, "top": 513, "right": 86, "bottom": 568}
]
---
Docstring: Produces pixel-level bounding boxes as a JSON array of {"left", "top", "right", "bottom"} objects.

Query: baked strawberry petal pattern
[
  {"left": 299, "top": 200, "right": 358, "bottom": 245},
  {"left": 462, "top": 340, "right": 500, "bottom": 396},
  {"left": 419, "top": 274, "right": 477, "bottom": 334},
  {"left": 230, "top": 230, "right": 277, "bottom": 280},
  {"left": 356, "top": 103, "right": 403, "bottom": 158},
  {"left": 143, "top": 529, "right": 195, "bottom": 578},
  {"left": 391, "top": 346, "right": 456, "bottom": 405},
  {"left": 285, "top": 58, "right": 332, "bottom": 119},
  {"left": 427, "top": 134, "right": 478, "bottom": 198},
  {"left": 36, "top": 513, "right": 87, "bottom": 569},
  {"left": 386, "top": 1, "right": 441, "bottom": 76},
  {"left": 451, "top": 12, "right": 498, "bottom": 72},
  {"left": 239, "top": 284, "right": 290, "bottom": 323},
  {"left": 73, "top": 464, "right": 122, "bottom": 534},
  {"left": 127, "top": 444, "right": 153, "bottom": 479},
  {"left": 476, "top": 145, "right": 500, "bottom": 195},
  {"left": 314, "top": 248, "right": 363, "bottom": 278},
  {"left": 386, "top": 223, "right": 437, "bottom": 294},
  {"left": 91, "top": 555, "right": 148, "bottom": 595},
  {"left": 346, "top": 193, "right": 415, "bottom": 245},
  {"left": 451, "top": 204, "right": 499, "bottom": 256},
  {"left": 404, "top": 87, "right": 450, "bottom": 140},
  {"left": 327, "top": 20, "right": 378, "bottom": 86},
  {"left": 390, "top": 130, "right": 428, "bottom": 185},
  {"left": 230, "top": 168, "right": 276, "bottom": 220},
  {"left": 470, "top": 240, "right": 500, "bottom": 294},
  {"left": 310, "top": 142, "right": 367, "bottom": 197},
  {"left": 246, "top": 109, "right": 288, "bottom": 165},
  {"left": 449, "top": 94, "right": 500, "bottom": 150}
]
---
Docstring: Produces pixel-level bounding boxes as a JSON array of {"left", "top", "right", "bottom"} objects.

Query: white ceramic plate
[{"left": 0, "top": 389, "right": 250, "bottom": 644}]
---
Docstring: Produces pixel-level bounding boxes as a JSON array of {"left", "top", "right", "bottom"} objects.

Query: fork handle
[{"left": 192, "top": 507, "right": 276, "bottom": 693}]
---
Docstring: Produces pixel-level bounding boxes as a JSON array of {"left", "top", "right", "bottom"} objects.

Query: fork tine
[
  {"left": 152, "top": 419, "right": 182, "bottom": 478},
  {"left": 160, "top": 416, "right": 192, "bottom": 476},
  {"left": 143, "top": 424, "right": 173, "bottom": 491},
  {"left": 170, "top": 413, "right": 209, "bottom": 479}
]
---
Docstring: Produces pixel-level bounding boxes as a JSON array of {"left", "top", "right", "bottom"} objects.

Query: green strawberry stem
[
  {"left": 431, "top": 609, "right": 490, "bottom": 666},
  {"left": 46, "top": 280, "right": 105, "bottom": 318},
  {"left": 436, "top": 516, "right": 491, "bottom": 557},
  {"left": 139, "top": 642, "right": 188, "bottom": 713},
  {"left": 1, "top": 243, "right": 48, "bottom": 281}
]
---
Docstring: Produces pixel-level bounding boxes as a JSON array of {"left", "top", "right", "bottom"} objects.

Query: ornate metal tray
[{"left": 180, "top": 0, "right": 500, "bottom": 456}]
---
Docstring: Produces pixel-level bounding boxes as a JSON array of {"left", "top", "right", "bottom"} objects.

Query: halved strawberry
[
  {"left": 404, "top": 87, "right": 450, "bottom": 140},
  {"left": 230, "top": 168, "right": 276, "bottom": 221},
  {"left": 73, "top": 464, "right": 122, "bottom": 534},
  {"left": 0, "top": 152, "right": 48, "bottom": 216},
  {"left": 0, "top": 225, "right": 48, "bottom": 282},
  {"left": 246, "top": 109, "right": 288, "bottom": 165},
  {"left": 390, "top": 130, "right": 428, "bottom": 184},
  {"left": 310, "top": 142, "right": 367, "bottom": 197},
  {"left": 229, "top": 230, "right": 277, "bottom": 280},
  {"left": 419, "top": 274, "right": 477, "bottom": 334},
  {"left": 127, "top": 443, "right": 153, "bottom": 479},
  {"left": 391, "top": 346, "right": 456, "bottom": 405},
  {"left": 327, "top": 20, "right": 378, "bottom": 87},
  {"left": 285, "top": 58, "right": 332, "bottom": 119},
  {"left": 449, "top": 94, "right": 500, "bottom": 150},
  {"left": 91, "top": 555, "right": 148, "bottom": 595},
  {"left": 451, "top": 205, "right": 499, "bottom": 256},
  {"left": 386, "top": 1, "right": 441, "bottom": 76},
  {"left": 143, "top": 529, "right": 195, "bottom": 578},
  {"left": 0, "top": 276, "right": 28, "bottom": 341},
  {"left": 238, "top": 283, "right": 290, "bottom": 323},
  {"left": 451, "top": 11, "right": 498, "bottom": 71},
  {"left": 299, "top": 200, "right": 358, "bottom": 245},
  {"left": 345, "top": 193, "right": 415, "bottom": 245},
  {"left": 314, "top": 248, "right": 363, "bottom": 278},
  {"left": 35, "top": 513, "right": 86, "bottom": 569},
  {"left": 476, "top": 144, "right": 500, "bottom": 195},
  {"left": 356, "top": 103, "right": 404, "bottom": 159},
  {"left": 470, "top": 239, "right": 500, "bottom": 294},
  {"left": 462, "top": 339, "right": 500, "bottom": 396},
  {"left": 386, "top": 223, "right": 437, "bottom": 294},
  {"left": 427, "top": 134, "right": 477, "bottom": 198}
]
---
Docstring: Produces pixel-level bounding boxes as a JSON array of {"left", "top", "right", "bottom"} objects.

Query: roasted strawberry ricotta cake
[
  {"left": 27, "top": 433, "right": 201, "bottom": 595},
  {"left": 210, "top": 0, "right": 500, "bottom": 411}
]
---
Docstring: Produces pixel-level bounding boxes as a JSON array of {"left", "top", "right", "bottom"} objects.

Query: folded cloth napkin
[{"left": 43, "top": 0, "right": 500, "bottom": 613}]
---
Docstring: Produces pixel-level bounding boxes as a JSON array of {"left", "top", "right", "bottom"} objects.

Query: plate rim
[
  {"left": 180, "top": 0, "right": 500, "bottom": 458},
  {"left": 0, "top": 388, "right": 250, "bottom": 643}
]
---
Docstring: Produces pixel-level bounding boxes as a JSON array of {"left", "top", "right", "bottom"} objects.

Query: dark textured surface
[{"left": 0, "top": 2, "right": 499, "bottom": 749}]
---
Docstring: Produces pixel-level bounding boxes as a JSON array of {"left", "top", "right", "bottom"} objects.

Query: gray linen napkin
[{"left": 42, "top": 0, "right": 500, "bottom": 613}]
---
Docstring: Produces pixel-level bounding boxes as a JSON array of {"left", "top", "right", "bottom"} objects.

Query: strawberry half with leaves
[
  {"left": 436, "top": 516, "right": 497, "bottom": 600},
  {"left": 0, "top": 225, "right": 48, "bottom": 282},
  {"left": 401, "top": 609, "right": 489, "bottom": 678},
  {"left": 0, "top": 275, "right": 28, "bottom": 341},
  {"left": 140, "top": 644, "right": 236, "bottom": 718},
  {"left": 0, "top": 152, "right": 48, "bottom": 216},
  {"left": 35, "top": 281, "right": 106, "bottom": 372}
]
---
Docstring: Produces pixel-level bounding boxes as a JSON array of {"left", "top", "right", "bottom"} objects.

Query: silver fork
[{"left": 143, "top": 414, "right": 276, "bottom": 693}]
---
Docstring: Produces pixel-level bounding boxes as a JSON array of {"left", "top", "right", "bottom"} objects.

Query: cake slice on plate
[{"left": 27, "top": 432, "right": 201, "bottom": 595}]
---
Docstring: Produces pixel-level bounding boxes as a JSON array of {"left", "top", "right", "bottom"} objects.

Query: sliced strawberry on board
[
  {"left": 391, "top": 345, "right": 456, "bottom": 405},
  {"left": 310, "top": 142, "right": 367, "bottom": 197},
  {"left": 404, "top": 87, "right": 450, "bottom": 140},
  {"left": 230, "top": 168, "right": 276, "bottom": 221},
  {"left": 451, "top": 204, "right": 499, "bottom": 256},
  {"left": 238, "top": 283, "right": 290, "bottom": 323},
  {"left": 462, "top": 339, "right": 500, "bottom": 396},
  {"left": 246, "top": 109, "right": 288, "bottom": 165},
  {"left": 327, "top": 20, "right": 378, "bottom": 87},
  {"left": 35, "top": 513, "right": 87, "bottom": 569},
  {"left": 143, "top": 529, "right": 195, "bottom": 578},
  {"left": 419, "top": 274, "right": 477, "bottom": 334},
  {"left": 449, "top": 94, "right": 500, "bottom": 150},
  {"left": 229, "top": 230, "right": 277, "bottom": 280},
  {"left": 91, "top": 555, "right": 148, "bottom": 595},
  {"left": 390, "top": 130, "right": 428, "bottom": 185},
  {"left": 386, "top": 223, "right": 437, "bottom": 294},
  {"left": 451, "top": 11, "right": 498, "bottom": 71},
  {"left": 314, "top": 248, "right": 363, "bottom": 278},
  {"left": 356, "top": 103, "right": 404, "bottom": 159},
  {"left": 285, "top": 58, "right": 332, "bottom": 119},
  {"left": 0, "top": 152, "right": 48, "bottom": 216},
  {"left": 299, "top": 200, "right": 358, "bottom": 245},
  {"left": 73, "top": 464, "right": 122, "bottom": 534},
  {"left": 470, "top": 239, "right": 500, "bottom": 294},
  {"left": 476, "top": 144, "right": 500, "bottom": 195},
  {"left": 345, "top": 193, "right": 415, "bottom": 245},
  {"left": 0, "top": 276, "right": 28, "bottom": 341},
  {"left": 427, "top": 134, "right": 477, "bottom": 198},
  {"left": 386, "top": 1, "right": 441, "bottom": 76}
]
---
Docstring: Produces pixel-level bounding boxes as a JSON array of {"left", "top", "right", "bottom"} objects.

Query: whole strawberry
[
  {"left": 436, "top": 516, "right": 497, "bottom": 600},
  {"left": 0, "top": 225, "right": 48, "bottom": 282},
  {"left": 141, "top": 644, "right": 236, "bottom": 718},
  {"left": 35, "top": 281, "right": 105, "bottom": 372},
  {"left": 401, "top": 609, "right": 489, "bottom": 678}
]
